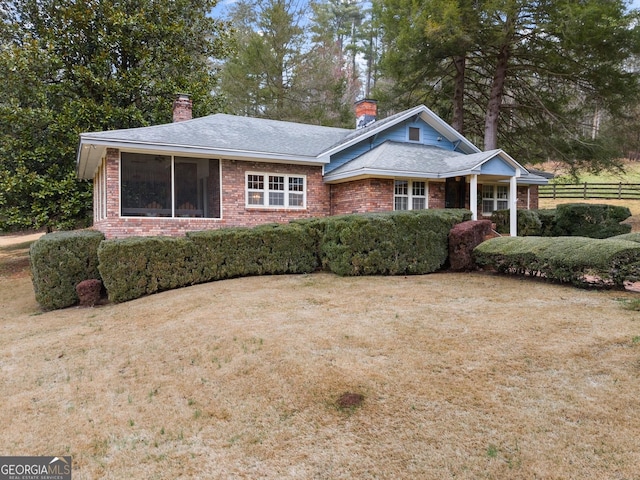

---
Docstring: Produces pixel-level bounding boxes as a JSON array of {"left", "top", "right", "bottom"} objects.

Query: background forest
[{"left": 1, "top": 0, "right": 640, "bottom": 230}]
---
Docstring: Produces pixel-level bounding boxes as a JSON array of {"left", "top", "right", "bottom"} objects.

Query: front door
[{"left": 445, "top": 177, "right": 466, "bottom": 208}]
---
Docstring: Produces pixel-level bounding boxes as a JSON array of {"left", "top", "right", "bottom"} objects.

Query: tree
[
  {"left": 220, "top": 0, "right": 307, "bottom": 120},
  {"left": 220, "top": 0, "right": 361, "bottom": 127},
  {"left": 374, "top": 0, "right": 640, "bottom": 172},
  {"left": 0, "top": 0, "right": 231, "bottom": 231}
]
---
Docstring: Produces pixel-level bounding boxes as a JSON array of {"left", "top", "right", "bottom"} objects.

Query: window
[
  {"left": 120, "top": 153, "right": 221, "bottom": 218},
  {"left": 395, "top": 180, "right": 427, "bottom": 211},
  {"left": 408, "top": 126, "right": 421, "bottom": 142},
  {"left": 482, "top": 184, "right": 509, "bottom": 214},
  {"left": 246, "top": 173, "right": 306, "bottom": 208}
]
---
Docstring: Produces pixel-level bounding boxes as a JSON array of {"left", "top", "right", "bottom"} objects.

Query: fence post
[
  {"left": 619, "top": 182, "right": 622, "bottom": 200},
  {"left": 583, "top": 182, "right": 587, "bottom": 199},
  {"left": 553, "top": 184, "right": 556, "bottom": 199}
]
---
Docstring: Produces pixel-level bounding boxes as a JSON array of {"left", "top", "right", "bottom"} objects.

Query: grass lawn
[{"left": 1, "top": 236, "right": 640, "bottom": 479}]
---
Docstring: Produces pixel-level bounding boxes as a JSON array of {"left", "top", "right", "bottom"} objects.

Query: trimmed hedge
[
  {"left": 553, "top": 203, "right": 631, "bottom": 238},
  {"left": 98, "top": 236, "right": 201, "bottom": 303},
  {"left": 99, "top": 223, "right": 320, "bottom": 303},
  {"left": 37, "top": 210, "right": 472, "bottom": 306},
  {"left": 320, "top": 209, "right": 471, "bottom": 276},
  {"left": 187, "top": 223, "right": 319, "bottom": 280},
  {"left": 30, "top": 230, "right": 104, "bottom": 310},
  {"left": 610, "top": 232, "right": 640, "bottom": 243},
  {"left": 492, "top": 203, "right": 631, "bottom": 238},
  {"left": 473, "top": 236, "right": 640, "bottom": 288}
]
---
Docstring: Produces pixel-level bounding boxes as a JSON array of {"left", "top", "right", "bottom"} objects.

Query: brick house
[{"left": 76, "top": 97, "right": 548, "bottom": 238}]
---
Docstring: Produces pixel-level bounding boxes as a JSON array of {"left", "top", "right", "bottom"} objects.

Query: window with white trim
[
  {"left": 394, "top": 180, "right": 427, "bottom": 210},
  {"left": 246, "top": 173, "right": 306, "bottom": 208},
  {"left": 408, "top": 126, "right": 421, "bottom": 142},
  {"left": 481, "top": 184, "right": 509, "bottom": 214}
]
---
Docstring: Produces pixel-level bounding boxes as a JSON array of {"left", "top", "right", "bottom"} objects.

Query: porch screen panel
[
  {"left": 175, "top": 157, "right": 221, "bottom": 218},
  {"left": 121, "top": 153, "right": 171, "bottom": 217}
]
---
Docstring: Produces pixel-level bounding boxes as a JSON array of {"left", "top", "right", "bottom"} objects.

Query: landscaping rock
[{"left": 76, "top": 279, "right": 102, "bottom": 307}]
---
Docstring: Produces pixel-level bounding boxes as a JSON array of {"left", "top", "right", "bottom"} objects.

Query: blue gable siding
[
  {"left": 480, "top": 156, "right": 516, "bottom": 176},
  {"left": 325, "top": 118, "right": 458, "bottom": 174}
]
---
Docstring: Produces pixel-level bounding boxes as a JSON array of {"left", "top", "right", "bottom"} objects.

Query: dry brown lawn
[{"left": 1, "top": 233, "right": 640, "bottom": 479}]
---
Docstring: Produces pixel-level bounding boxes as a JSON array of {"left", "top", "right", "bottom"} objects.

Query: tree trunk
[
  {"left": 484, "top": 43, "right": 510, "bottom": 150},
  {"left": 451, "top": 55, "right": 466, "bottom": 134}
]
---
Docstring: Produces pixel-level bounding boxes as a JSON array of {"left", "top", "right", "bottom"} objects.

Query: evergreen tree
[
  {"left": 0, "top": 0, "right": 231, "bottom": 231},
  {"left": 374, "top": 0, "right": 640, "bottom": 171}
]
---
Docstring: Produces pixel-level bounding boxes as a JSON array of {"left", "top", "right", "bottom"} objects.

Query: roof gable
[{"left": 323, "top": 142, "right": 530, "bottom": 183}]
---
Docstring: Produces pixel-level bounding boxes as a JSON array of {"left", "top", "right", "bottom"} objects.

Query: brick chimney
[
  {"left": 173, "top": 93, "right": 192, "bottom": 122},
  {"left": 355, "top": 99, "right": 377, "bottom": 129}
]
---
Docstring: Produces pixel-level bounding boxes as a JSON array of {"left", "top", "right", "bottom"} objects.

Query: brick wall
[
  {"left": 330, "top": 178, "right": 394, "bottom": 215},
  {"left": 92, "top": 149, "right": 542, "bottom": 238},
  {"left": 429, "top": 181, "right": 446, "bottom": 209},
  {"left": 93, "top": 150, "right": 331, "bottom": 238}
]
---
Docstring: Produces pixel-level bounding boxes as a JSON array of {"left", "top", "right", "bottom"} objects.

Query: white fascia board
[
  {"left": 324, "top": 167, "right": 444, "bottom": 183},
  {"left": 416, "top": 110, "right": 481, "bottom": 154},
  {"left": 319, "top": 107, "right": 427, "bottom": 157},
  {"left": 78, "top": 136, "right": 328, "bottom": 163}
]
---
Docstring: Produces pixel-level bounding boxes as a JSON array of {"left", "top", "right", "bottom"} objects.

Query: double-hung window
[
  {"left": 246, "top": 173, "right": 306, "bottom": 208},
  {"left": 481, "top": 184, "right": 509, "bottom": 214},
  {"left": 394, "top": 180, "right": 427, "bottom": 211}
]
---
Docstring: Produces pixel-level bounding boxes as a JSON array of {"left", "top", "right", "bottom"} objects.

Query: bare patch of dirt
[{"left": 336, "top": 392, "right": 365, "bottom": 410}]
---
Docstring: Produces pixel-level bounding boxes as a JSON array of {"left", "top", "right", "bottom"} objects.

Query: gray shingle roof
[
  {"left": 324, "top": 142, "right": 498, "bottom": 180},
  {"left": 81, "top": 114, "right": 352, "bottom": 158}
]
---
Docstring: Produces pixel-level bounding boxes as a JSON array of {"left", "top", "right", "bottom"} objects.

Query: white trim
[
  {"left": 510, "top": 176, "right": 518, "bottom": 237},
  {"left": 245, "top": 171, "right": 307, "bottom": 210},
  {"left": 470, "top": 175, "right": 478, "bottom": 220}
]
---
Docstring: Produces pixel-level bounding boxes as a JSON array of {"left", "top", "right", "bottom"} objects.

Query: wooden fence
[{"left": 539, "top": 182, "right": 640, "bottom": 200}]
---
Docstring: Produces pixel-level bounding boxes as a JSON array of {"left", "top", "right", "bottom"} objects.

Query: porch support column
[
  {"left": 469, "top": 174, "right": 478, "bottom": 220},
  {"left": 509, "top": 175, "right": 518, "bottom": 236}
]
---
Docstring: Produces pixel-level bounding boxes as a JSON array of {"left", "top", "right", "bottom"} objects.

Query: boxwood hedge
[
  {"left": 320, "top": 209, "right": 470, "bottom": 276},
  {"left": 94, "top": 210, "right": 471, "bottom": 304},
  {"left": 492, "top": 203, "right": 631, "bottom": 238},
  {"left": 30, "top": 230, "right": 104, "bottom": 310},
  {"left": 473, "top": 236, "right": 640, "bottom": 287}
]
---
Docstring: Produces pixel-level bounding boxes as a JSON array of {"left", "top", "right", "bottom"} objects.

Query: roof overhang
[{"left": 76, "top": 136, "right": 329, "bottom": 180}]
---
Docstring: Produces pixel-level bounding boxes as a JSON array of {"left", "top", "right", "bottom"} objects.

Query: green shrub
[
  {"left": 321, "top": 209, "right": 470, "bottom": 276},
  {"left": 188, "top": 223, "right": 319, "bottom": 281},
  {"left": 553, "top": 203, "right": 632, "bottom": 238},
  {"left": 609, "top": 232, "right": 640, "bottom": 243},
  {"left": 99, "top": 223, "right": 320, "bottom": 303},
  {"left": 535, "top": 209, "right": 557, "bottom": 236},
  {"left": 30, "top": 230, "right": 104, "bottom": 310},
  {"left": 98, "top": 236, "right": 200, "bottom": 303},
  {"left": 491, "top": 209, "right": 542, "bottom": 236},
  {"left": 473, "top": 236, "right": 640, "bottom": 287}
]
